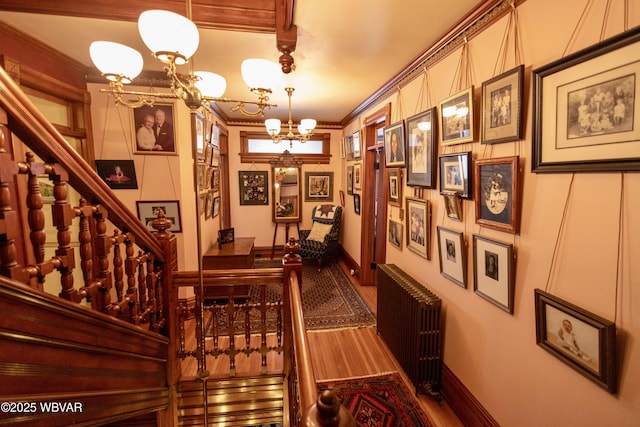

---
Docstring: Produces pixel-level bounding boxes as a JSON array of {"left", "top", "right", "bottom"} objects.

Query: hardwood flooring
[{"left": 180, "top": 259, "right": 463, "bottom": 426}]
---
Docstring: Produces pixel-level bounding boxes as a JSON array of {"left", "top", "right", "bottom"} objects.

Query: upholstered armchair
[{"left": 298, "top": 204, "right": 343, "bottom": 268}]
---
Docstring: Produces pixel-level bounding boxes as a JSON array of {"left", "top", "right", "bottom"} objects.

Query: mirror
[{"left": 271, "top": 151, "right": 303, "bottom": 223}]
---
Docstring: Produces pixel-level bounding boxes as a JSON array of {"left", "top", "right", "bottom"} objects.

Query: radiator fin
[{"left": 377, "top": 264, "right": 442, "bottom": 399}]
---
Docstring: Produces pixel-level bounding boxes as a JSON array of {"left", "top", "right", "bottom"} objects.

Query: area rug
[
  {"left": 318, "top": 372, "right": 434, "bottom": 427},
  {"left": 206, "top": 259, "right": 376, "bottom": 334}
]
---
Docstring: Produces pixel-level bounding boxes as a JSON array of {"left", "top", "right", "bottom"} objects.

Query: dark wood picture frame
[
  {"left": 439, "top": 87, "right": 475, "bottom": 145},
  {"left": 131, "top": 103, "right": 177, "bottom": 155},
  {"left": 238, "top": 171, "right": 268, "bottom": 205},
  {"left": 346, "top": 165, "right": 354, "bottom": 195},
  {"left": 218, "top": 227, "right": 235, "bottom": 244},
  {"left": 384, "top": 120, "right": 406, "bottom": 167},
  {"left": 136, "top": 200, "right": 182, "bottom": 233},
  {"left": 353, "top": 193, "right": 361, "bottom": 215},
  {"left": 439, "top": 151, "right": 472, "bottom": 199},
  {"left": 474, "top": 156, "right": 520, "bottom": 233},
  {"left": 532, "top": 26, "right": 640, "bottom": 172},
  {"left": 437, "top": 226, "right": 467, "bottom": 288},
  {"left": 481, "top": 64, "right": 524, "bottom": 144},
  {"left": 388, "top": 218, "right": 403, "bottom": 249},
  {"left": 405, "top": 107, "right": 438, "bottom": 187},
  {"left": 405, "top": 197, "right": 431, "bottom": 259},
  {"left": 95, "top": 159, "right": 138, "bottom": 190},
  {"left": 352, "top": 129, "right": 362, "bottom": 160},
  {"left": 472, "top": 234, "right": 515, "bottom": 314},
  {"left": 535, "top": 289, "right": 617, "bottom": 393},
  {"left": 304, "top": 171, "right": 334, "bottom": 202},
  {"left": 387, "top": 168, "right": 402, "bottom": 207},
  {"left": 443, "top": 190, "right": 463, "bottom": 221}
]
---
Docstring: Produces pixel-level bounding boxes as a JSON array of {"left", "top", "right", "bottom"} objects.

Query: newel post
[
  {"left": 302, "top": 390, "right": 356, "bottom": 427},
  {"left": 283, "top": 236, "right": 302, "bottom": 285}
]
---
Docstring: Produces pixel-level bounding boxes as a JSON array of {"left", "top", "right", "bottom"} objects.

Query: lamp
[
  {"left": 89, "top": 9, "right": 280, "bottom": 115},
  {"left": 265, "top": 87, "right": 316, "bottom": 148}
]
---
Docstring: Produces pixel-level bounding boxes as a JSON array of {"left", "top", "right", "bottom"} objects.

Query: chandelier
[
  {"left": 265, "top": 87, "right": 316, "bottom": 148},
  {"left": 89, "top": 9, "right": 282, "bottom": 115}
]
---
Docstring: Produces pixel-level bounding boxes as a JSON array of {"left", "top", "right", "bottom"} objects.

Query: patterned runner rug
[
  {"left": 206, "top": 259, "right": 376, "bottom": 334},
  {"left": 318, "top": 372, "right": 434, "bottom": 427}
]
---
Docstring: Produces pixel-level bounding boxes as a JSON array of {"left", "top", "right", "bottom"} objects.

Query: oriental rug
[
  {"left": 318, "top": 372, "right": 434, "bottom": 427},
  {"left": 205, "top": 259, "right": 376, "bottom": 335}
]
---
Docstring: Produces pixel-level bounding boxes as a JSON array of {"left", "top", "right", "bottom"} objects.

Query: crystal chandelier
[{"left": 265, "top": 87, "right": 316, "bottom": 148}]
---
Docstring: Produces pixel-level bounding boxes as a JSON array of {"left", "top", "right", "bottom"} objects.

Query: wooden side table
[{"left": 202, "top": 237, "right": 255, "bottom": 300}]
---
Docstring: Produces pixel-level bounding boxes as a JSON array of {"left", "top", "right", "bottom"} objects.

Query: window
[{"left": 240, "top": 131, "right": 331, "bottom": 164}]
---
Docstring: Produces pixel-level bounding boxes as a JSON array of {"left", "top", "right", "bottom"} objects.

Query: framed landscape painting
[
  {"left": 405, "top": 107, "right": 438, "bottom": 187},
  {"left": 305, "top": 171, "right": 333, "bottom": 202}
]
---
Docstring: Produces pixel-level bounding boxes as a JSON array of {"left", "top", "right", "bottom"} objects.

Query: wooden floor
[{"left": 181, "top": 259, "right": 463, "bottom": 426}]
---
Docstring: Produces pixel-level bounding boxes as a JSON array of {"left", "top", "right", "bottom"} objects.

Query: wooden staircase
[{"left": 178, "top": 375, "right": 286, "bottom": 426}]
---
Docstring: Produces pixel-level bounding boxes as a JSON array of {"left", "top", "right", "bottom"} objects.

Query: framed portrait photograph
[
  {"left": 443, "top": 190, "right": 463, "bottom": 221},
  {"left": 472, "top": 234, "right": 515, "bottom": 314},
  {"left": 352, "top": 129, "right": 362, "bottom": 160},
  {"left": 238, "top": 171, "right": 268, "bottom": 205},
  {"left": 204, "top": 190, "right": 213, "bottom": 219},
  {"left": 388, "top": 218, "right": 403, "bottom": 249},
  {"left": 131, "top": 103, "right": 177, "bottom": 155},
  {"left": 353, "top": 193, "right": 361, "bottom": 215},
  {"left": 339, "top": 190, "right": 345, "bottom": 207},
  {"left": 136, "top": 200, "right": 182, "bottom": 233},
  {"left": 195, "top": 111, "right": 205, "bottom": 160},
  {"left": 305, "top": 171, "right": 333, "bottom": 202},
  {"left": 346, "top": 134, "right": 354, "bottom": 161},
  {"left": 210, "top": 123, "right": 220, "bottom": 148},
  {"left": 439, "top": 151, "right": 472, "bottom": 199},
  {"left": 95, "top": 160, "right": 138, "bottom": 190},
  {"left": 211, "top": 168, "right": 219, "bottom": 192},
  {"left": 437, "top": 226, "right": 467, "bottom": 288},
  {"left": 218, "top": 227, "right": 235, "bottom": 244},
  {"left": 481, "top": 64, "right": 524, "bottom": 144},
  {"left": 353, "top": 163, "right": 362, "bottom": 191},
  {"left": 347, "top": 165, "right": 354, "bottom": 195},
  {"left": 533, "top": 27, "right": 640, "bottom": 172},
  {"left": 474, "top": 156, "right": 520, "bottom": 233},
  {"left": 384, "top": 120, "right": 406, "bottom": 167},
  {"left": 211, "top": 146, "right": 220, "bottom": 167},
  {"left": 439, "top": 87, "right": 475, "bottom": 145},
  {"left": 534, "top": 289, "right": 617, "bottom": 393},
  {"left": 387, "top": 168, "right": 402, "bottom": 207},
  {"left": 405, "top": 107, "right": 438, "bottom": 187},
  {"left": 405, "top": 197, "right": 431, "bottom": 259},
  {"left": 212, "top": 196, "right": 220, "bottom": 218}
]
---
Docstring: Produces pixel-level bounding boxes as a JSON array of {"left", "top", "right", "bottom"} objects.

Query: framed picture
[
  {"left": 95, "top": 160, "right": 138, "bottom": 190},
  {"left": 405, "top": 107, "right": 438, "bottom": 187},
  {"left": 534, "top": 289, "right": 617, "bottom": 393},
  {"left": 304, "top": 171, "right": 334, "bottom": 202},
  {"left": 346, "top": 166, "right": 354, "bottom": 195},
  {"left": 339, "top": 190, "right": 345, "bottom": 207},
  {"left": 353, "top": 193, "right": 361, "bottom": 215},
  {"left": 136, "top": 200, "right": 182, "bottom": 233},
  {"left": 439, "top": 87, "right": 475, "bottom": 145},
  {"left": 211, "top": 168, "right": 219, "bottom": 192},
  {"left": 195, "top": 111, "right": 205, "bottom": 160},
  {"left": 211, "top": 146, "right": 220, "bottom": 167},
  {"left": 212, "top": 196, "right": 220, "bottom": 218},
  {"left": 405, "top": 197, "right": 431, "bottom": 259},
  {"left": 474, "top": 156, "right": 520, "bottom": 233},
  {"left": 239, "top": 171, "right": 268, "bottom": 205},
  {"left": 204, "top": 190, "right": 213, "bottom": 219},
  {"left": 388, "top": 218, "right": 403, "bottom": 249},
  {"left": 437, "top": 227, "right": 467, "bottom": 288},
  {"left": 352, "top": 129, "right": 362, "bottom": 160},
  {"left": 439, "top": 151, "right": 472, "bottom": 199},
  {"left": 340, "top": 137, "right": 347, "bottom": 159},
  {"left": 533, "top": 27, "right": 640, "bottom": 172},
  {"left": 218, "top": 227, "right": 235, "bottom": 244},
  {"left": 346, "top": 134, "right": 354, "bottom": 161},
  {"left": 387, "top": 168, "right": 402, "bottom": 206},
  {"left": 443, "top": 190, "right": 462, "bottom": 221},
  {"left": 384, "top": 120, "right": 406, "bottom": 167},
  {"left": 210, "top": 123, "right": 220, "bottom": 148},
  {"left": 353, "top": 163, "right": 362, "bottom": 191},
  {"left": 131, "top": 103, "right": 177, "bottom": 155},
  {"left": 481, "top": 65, "right": 524, "bottom": 144},
  {"left": 472, "top": 234, "right": 515, "bottom": 314},
  {"left": 204, "top": 144, "right": 213, "bottom": 166}
]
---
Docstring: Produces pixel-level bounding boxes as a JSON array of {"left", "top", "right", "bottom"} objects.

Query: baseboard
[
  {"left": 442, "top": 363, "right": 499, "bottom": 427},
  {"left": 337, "top": 245, "right": 360, "bottom": 280}
]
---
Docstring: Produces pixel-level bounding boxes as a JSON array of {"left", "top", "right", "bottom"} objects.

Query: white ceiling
[{"left": 0, "top": 1, "right": 482, "bottom": 125}]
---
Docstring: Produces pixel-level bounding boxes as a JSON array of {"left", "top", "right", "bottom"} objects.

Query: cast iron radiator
[{"left": 376, "top": 264, "right": 442, "bottom": 399}]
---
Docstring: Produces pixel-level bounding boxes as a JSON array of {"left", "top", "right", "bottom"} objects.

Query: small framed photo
[
  {"left": 481, "top": 64, "right": 524, "bottom": 144},
  {"left": 353, "top": 193, "right": 361, "bottom": 215},
  {"left": 352, "top": 129, "right": 362, "bottom": 160},
  {"left": 405, "top": 107, "right": 438, "bottom": 188},
  {"left": 95, "top": 160, "right": 138, "bottom": 190},
  {"left": 346, "top": 166, "right": 354, "bottom": 195},
  {"left": 437, "top": 227, "right": 466, "bottom": 288},
  {"left": 439, "top": 151, "right": 472, "bottom": 199},
  {"left": 474, "top": 156, "right": 520, "bottom": 233},
  {"left": 405, "top": 197, "right": 431, "bottom": 259},
  {"left": 532, "top": 27, "right": 640, "bottom": 172},
  {"left": 388, "top": 218, "right": 403, "bottom": 249},
  {"left": 211, "top": 146, "right": 220, "bottom": 167},
  {"left": 132, "top": 103, "right": 177, "bottom": 155},
  {"left": 136, "top": 200, "right": 182, "bottom": 233},
  {"left": 212, "top": 196, "right": 220, "bottom": 218},
  {"left": 204, "top": 190, "right": 213, "bottom": 219},
  {"left": 535, "top": 289, "right": 617, "bottom": 393},
  {"left": 305, "top": 171, "right": 334, "bottom": 202},
  {"left": 443, "top": 191, "right": 463, "bottom": 221},
  {"left": 439, "top": 87, "right": 475, "bottom": 145},
  {"left": 346, "top": 134, "right": 354, "bottom": 161},
  {"left": 384, "top": 120, "right": 406, "bottom": 167},
  {"left": 210, "top": 123, "right": 221, "bottom": 148},
  {"left": 472, "top": 234, "right": 515, "bottom": 314},
  {"left": 195, "top": 111, "right": 205, "bottom": 160},
  {"left": 211, "top": 168, "right": 219, "bottom": 192},
  {"left": 339, "top": 190, "right": 345, "bottom": 207},
  {"left": 387, "top": 168, "right": 402, "bottom": 207},
  {"left": 239, "top": 171, "right": 268, "bottom": 205},
  {"left": 218, "top": 227, "right": 235, "bottom": 244},
  {"left": 353, "top": 163, "right": 362, "bottom": 191}
]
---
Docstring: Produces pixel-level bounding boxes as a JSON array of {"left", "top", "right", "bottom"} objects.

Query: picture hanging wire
[
  {"left": 449, "top": 37, "right": 475, "bottom": 95},
  {"left": 414, "top": 66, "right": 435, "bottom": 113},
  {"left": 492, "top": 1, "right": 524, "bottom": 76},
  {"left": 392, "top": 84, "right": 404, "bottom": 123}
]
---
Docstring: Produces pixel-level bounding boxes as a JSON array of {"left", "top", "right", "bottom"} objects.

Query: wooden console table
[{"left": 202, "top": 237, "right": 255, "bottom": 300}]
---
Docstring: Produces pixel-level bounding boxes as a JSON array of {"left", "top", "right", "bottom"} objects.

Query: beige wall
[{"left": 341, "top": 0, "right": 640, "bottom": 425}]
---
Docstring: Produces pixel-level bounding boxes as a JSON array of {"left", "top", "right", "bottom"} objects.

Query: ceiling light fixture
[
  {"left": 265, "top": 87, "right": 316, "bottom": 148},
  {"left": 89, "top": 9, "right": 281, "bottom": 115}
]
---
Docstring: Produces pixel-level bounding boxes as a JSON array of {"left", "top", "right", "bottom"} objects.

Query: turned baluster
[
  {"left": 137, "top": 251, "right": 148, "bottom": 314},
  {"left": 93, "top": 205, "right": 112, "bottom": 312},
  {"left": 77, "top": 199, "right": 95, "bottom": 296},
  {"left": 25, "top": 153, "right": 46, "bottom": 291},
  {"left": 112, "top": 231, "right": 124, "bottom": 302},
  {"left": 124, "top": 235, "right": 139, "bottom": 323}
]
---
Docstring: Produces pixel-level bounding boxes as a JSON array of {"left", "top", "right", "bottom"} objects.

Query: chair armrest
[
  {"left": 299, "top": 229, "right": 311, "bottom": 240},
  {"left": 324, "top": 231, "right": 339, "bottom": 243}
]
